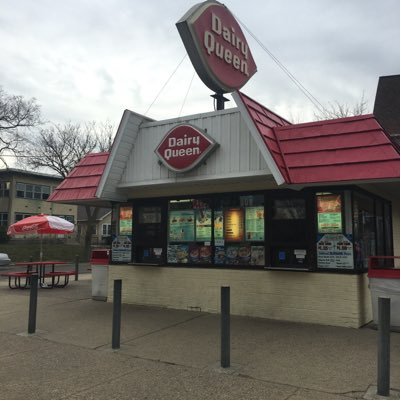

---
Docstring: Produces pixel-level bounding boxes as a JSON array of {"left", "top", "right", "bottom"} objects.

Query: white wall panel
[{"left": 121, "top": 108, "right": 271, "bottom": 188}]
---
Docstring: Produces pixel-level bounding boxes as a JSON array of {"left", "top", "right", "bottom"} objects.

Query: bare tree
[
  {"left": 314, "top": 93, "right": 368, "bottom": 120},
  {"left": 23, "top": 121, "right": 114, "bottom": 259},
  {"left": 0, "top": 87, "right": 41, "bottom": 166}
]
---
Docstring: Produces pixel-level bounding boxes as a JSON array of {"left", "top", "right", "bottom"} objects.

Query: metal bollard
[
  {"left": 112, "top": 279, "right": 122, "bottom": 349},
  {"left": 28, "top": 274, "right": 38, "bottom": 334},
  {"left": 377, "top": 297, "right": 391, "bottom": 396},
  {"left": 74, "top": 255, "right": 79, "bottom": 281},
  {"left": 221, "top": 286, "right": 230, "bottom": 368}
]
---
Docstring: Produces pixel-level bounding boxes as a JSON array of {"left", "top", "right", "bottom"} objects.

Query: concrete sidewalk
[{"left": 0, "top": 274, "right": 399, "bottom": 400}]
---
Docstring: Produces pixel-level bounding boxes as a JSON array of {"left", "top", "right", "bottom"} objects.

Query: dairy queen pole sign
[
  {"left": 155, "top": 124, "right": 219, "bottom": 173},
  {"left": 176, "top": 0, "right": 257, "bottom": 94}
]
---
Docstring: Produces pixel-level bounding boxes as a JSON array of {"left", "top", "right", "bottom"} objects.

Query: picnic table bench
[{"left": 1, "top": 261, "right": 75, "bottom": 289}]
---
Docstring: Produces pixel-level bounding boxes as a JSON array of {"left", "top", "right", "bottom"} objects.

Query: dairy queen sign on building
[{"left": 49, "top": 1, "right": 399, "bottom": 329}]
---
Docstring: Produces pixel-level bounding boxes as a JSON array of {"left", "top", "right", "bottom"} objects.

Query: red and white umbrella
[{"left": 7, "top": 214, "right": 75, "bottom": 260}]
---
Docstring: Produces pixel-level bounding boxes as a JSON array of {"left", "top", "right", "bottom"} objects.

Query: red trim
[
  {"left": 368, "top": 256, "right": 400, "bottom": 279},
  {"left": 368, "top": 269, "right": 400, "bottom": 279}
]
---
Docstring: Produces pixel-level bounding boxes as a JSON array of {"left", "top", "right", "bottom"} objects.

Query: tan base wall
[{"left": 108, "top": 266, "right": 372, "bottom": 328}]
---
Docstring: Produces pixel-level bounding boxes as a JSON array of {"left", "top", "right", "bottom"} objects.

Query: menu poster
[
  {"left": 245, "top": 206, "right": 264, "bottom": 241},
  {"left": 318, "top": 213, "right": 342, "bottom": 233},
  {"left": 317, "top": 195, "right": 341, "bottom": 213},
  {"left": 169, "top": 210, "right": 195, "bottom": 242},
  {"left": 317, "top": 234, "right": 353, "bottom": 269},
  {"left": 250, "top": 246, "right": 265, "bottom": 266},
  {"left": 167, "top": 245, "right": 189, "bottom": 263},
  {"left": 111, "top": 235, "right": 132, "bottom": 262},
  {"left": 224, "top": 208, "right": 244, "bottom": 242},
  {"left": 119, "top": 206, "right": 133, "bottom": 235},
  {"left": 189, "top": 244, "right": 200, "bottom": 263},
  {"left": 199, "top": 246, "right": 212, "bottom": 263},
  {"left": 226, "top": 245, "right": 240, "bottom": 264},
  {"left": 214, "top": 211, "right": 224, "bottom": 240},
  {"left": 225, "top": 244, "right": 251, "bottom": 264},
  {"left": 317, "top": 194, "right": 342, "bottom": 233},
  {"left": 215, "top": 246, "right": 225, "bottom": 264},
  {"left": 195, "top": 209, "right": 212, "bottom": 241}
]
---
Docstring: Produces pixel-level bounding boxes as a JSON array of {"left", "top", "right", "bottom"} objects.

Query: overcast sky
[{"left": 0, "top": 0, "right": 399, "bottom": 128}]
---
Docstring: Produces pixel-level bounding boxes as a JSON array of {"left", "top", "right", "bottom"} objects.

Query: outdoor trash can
[
  {"left": 91, "top": 249, "right": 110, "bottom": 301},
  {"left": 368, "top": 256, "right": 400, "bottom": 330}
]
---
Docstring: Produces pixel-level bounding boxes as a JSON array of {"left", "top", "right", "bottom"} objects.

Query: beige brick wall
[{"left": 108, "top": 266, "right": 372, "bottom": 328}]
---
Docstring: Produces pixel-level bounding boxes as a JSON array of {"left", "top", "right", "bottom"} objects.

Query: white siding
[
  {"left": 120, "top": 108, "right": 271, "bottom": 189},
  {"left": 97, "top": 110, "right": 153, "bottom": 202}
]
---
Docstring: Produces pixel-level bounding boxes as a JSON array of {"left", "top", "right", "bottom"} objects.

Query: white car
[{"left": 0, "top": 253, "right": 11, "bottom": 266}]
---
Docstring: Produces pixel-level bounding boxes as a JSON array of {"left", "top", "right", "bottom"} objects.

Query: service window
[
  {"left": 353, "top": 192, "right": 376, "bottom": 269},
  {"left": 134, "top": 204, "right": 165, "bottom": 264},
  {"left": 316, "top": 192, "right": 355, "bottom": 271},
  {"left": 112, "top": 204, "right": 133, "bottom": 263},
  {"left": 167, "top": 198, "right": 212, "bottom": 264},
  {"left": 215, "top": 194, "right": 265, "bottom": 266},
  {"left": 270, "top": 197, "right": 308, "bottom": 268}
]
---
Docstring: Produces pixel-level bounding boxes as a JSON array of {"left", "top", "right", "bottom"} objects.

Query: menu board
[
  {"left": 317, "top": 234, "right": 354, "bottom": 269},
  {"left": 317, "top": 194, "right": 342, "bottom": 233},
  {"left": 245, "top": 206, "right": 264, "bottom": 241},
  {"left": 214, "top": 211, "right": 224, "bottom": 240},
  {"left": 119, "top": 206, "right": 133, "bottom": 235},
  {"left": 224, "top": 208, "right": 244, "bottom": 242},
  {"left": 195, "top": 209, "right": 212, "bottom": 241},
  {"left": 169, "top": 210, "right": 195, "bottom": 242}
]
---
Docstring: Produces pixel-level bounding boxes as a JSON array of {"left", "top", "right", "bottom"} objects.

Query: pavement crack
[{"left": 120, "top": 312, "right": 207, "bottom": 343}]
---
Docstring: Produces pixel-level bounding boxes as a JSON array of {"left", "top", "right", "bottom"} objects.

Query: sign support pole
[{"left": 211, "top": 93, "right": 229, "bottom": 111}]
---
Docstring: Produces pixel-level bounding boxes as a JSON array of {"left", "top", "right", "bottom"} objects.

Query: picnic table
[{"left": 1, "top": 261, "right": 75, "bottom": 289}]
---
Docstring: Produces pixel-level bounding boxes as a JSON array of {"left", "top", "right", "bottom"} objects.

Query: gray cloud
[{"left": 0, "top": 0, "right": 398, "bottom": 126}]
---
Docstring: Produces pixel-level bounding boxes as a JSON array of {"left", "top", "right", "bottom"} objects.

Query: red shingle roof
[
  {"left": 236, "top": 91, "right": 400, "bottom": 184},
  {"left": 47, "top": 152, "right": 109, "bottom": 203},
  {"left": 236, "top": 91, "right": 291, "bottom": 182}
]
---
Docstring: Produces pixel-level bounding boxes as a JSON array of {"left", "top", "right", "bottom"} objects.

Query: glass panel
[
  {"left": 353, "top": 193, "right": 376, "bottom": 269},
  {"left": 273, "top": 199, "right": 305, "bottom": 219}
]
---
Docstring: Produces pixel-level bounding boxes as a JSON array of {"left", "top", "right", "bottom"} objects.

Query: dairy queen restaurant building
[{"left": 49, "top": 2, "right": 399, "bottom": 329}]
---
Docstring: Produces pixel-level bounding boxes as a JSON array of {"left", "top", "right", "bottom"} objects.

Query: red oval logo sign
[
  {"left": 155, "top": 124, "right": 219, "bottom": 172},
  {"left": 177, "top": 1, "right": 257, "bottom": 93}
]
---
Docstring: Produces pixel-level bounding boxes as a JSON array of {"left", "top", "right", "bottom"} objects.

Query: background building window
[
  {"left": 56, "top": 215, "right": 75, "bottom": 223},
  {"left": 0, "top": 213, "right": 8, "bottom": 226},
  {"left": 102, "top": 224, "right": 111, "bottom": 236},
  {"left": 15, "top": 213, "right": 35, "bottom": 222},
  {"left": 0, "top": 181, "right": 10, "bottom": 197},
  {"left": 16, "top": 182, "right": 50, "bottom": 200}
]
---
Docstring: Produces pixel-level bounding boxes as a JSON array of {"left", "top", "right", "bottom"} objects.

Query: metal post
[
  {"left": 221, "top": 286, "right": 230, "bottom": 368},
  {"left": 211, "top": 93, "right": 229, "bottom": 110},
  {"left": 28, "top": 274, "right": 38, "bottom": 334},
  {"left": 377, "top": 297, "right": 391, "bottom": 396},
  {"left": 74, "top": 255, "right": 79, "bottom": 281},
  {"left": 112, "top": 279, "right": 122, "bottom": 349}
]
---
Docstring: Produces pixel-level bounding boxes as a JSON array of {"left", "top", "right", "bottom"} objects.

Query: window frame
[{"left": 114, "top": 187, "right": 393, "bottom": 273}]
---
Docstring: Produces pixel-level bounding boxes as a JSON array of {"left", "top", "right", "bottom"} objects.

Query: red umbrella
[{"left": 7, "top": 214, "right": 75, "bottom": 260}]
